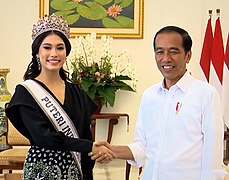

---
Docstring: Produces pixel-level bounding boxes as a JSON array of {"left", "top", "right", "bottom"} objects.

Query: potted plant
[{"left": 68, "top": 33, "right": 137, "bottom": 109}]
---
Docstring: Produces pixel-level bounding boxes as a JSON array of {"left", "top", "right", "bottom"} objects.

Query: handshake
[{"left": 88, "top": 141, "right": 117, "bottom": 164}]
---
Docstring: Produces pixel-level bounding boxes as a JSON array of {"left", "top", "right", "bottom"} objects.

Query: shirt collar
[{"left": 159, "top": 71, "right": 194, "bottom": 93}]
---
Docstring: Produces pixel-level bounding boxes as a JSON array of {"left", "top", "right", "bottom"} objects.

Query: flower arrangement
[{"left": 68, "top": 33, "right": 137, "bottom": 107}]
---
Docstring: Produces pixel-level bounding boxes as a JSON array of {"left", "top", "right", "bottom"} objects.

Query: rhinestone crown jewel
[{"left": 32, "top": 14, "right": 70, "bottom": 40}]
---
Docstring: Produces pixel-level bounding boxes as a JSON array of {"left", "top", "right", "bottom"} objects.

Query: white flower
[{"left": 68, "top": 33, "right": 137, "bottom": 106}]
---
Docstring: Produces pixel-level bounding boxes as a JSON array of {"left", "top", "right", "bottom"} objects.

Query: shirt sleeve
[
  {"left": 201, "top": 86, "right": 225, "bottom": 179},
  {"left": 127, "top": 96, "right": 146, "bottom": 168}
]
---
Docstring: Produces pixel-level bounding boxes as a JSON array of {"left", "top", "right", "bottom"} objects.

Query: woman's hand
[{"left": 88, "top": 141, "right": 117, "bottom": 164}]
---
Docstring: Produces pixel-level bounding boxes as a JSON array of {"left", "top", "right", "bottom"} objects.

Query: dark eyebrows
[
  {"left": 155, "top": 47, "right": 180, "bottom": 51},
  {"left": 169, "top": 47, "right": 180, "bottom": 51},
  {"left": 155, "top": 47, "right": 163, "bottom": 51},
  {"left": 42, "top": 43, "right": 65, "bottom": 46}
]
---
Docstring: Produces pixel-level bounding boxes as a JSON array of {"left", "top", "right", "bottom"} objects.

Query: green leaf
[
  {"left": 119, "top": 85, "right": 135, "bottom": 91},
  {"left": 120, "top": 0, "right": 133, "bottom": 8},
  {"left": 115, "top": 75, "right": 131, "bottom": 81},
  {"left": 65, "top": 14, "right": 80, "bottom": 25},
  {"left": 114, "top": 0, "right": 123, "bottom": 4},
  {"left": 114, "top": 0, "right": 133, "bottom": 7},
  {"left": 112, "top": 81, "right": 135, "bottom": 92},
  {"left": 77, "top": 2, "right": 107, "bottom": 20},
  {"left": 114, "top": 16, "right": 134, "bottom": 28},
  {"left": 102, "top": 16, "right": 134, "bottom": 28},
  {"left": 51, "top": 0, "right": 78, "bottom": 11},
  {"left": 102, "top": 17, "right": 122, "bottom": 28},
  {"left": 87, "top": 86, "right": 97, "bottom": 100},
  {"left": 54, "top": 11, "right": 80, "bottom": 25},
  {"left": 71, "top": 71, "right": 78, "bottom": 84},
  {"left": 81, "top": 77, "right": 93, "bottom": 91},
  {"left": 95, "top": 0, "right": 113, "bottom": 6},
  {"left": 98, "top": 87, "right": 116, "bottom": 106},
  {"left": 54, "top": 10, "right": 74, "bottom": 16}
]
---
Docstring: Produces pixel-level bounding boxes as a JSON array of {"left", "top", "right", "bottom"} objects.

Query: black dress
[{"left": 5, "top": 80, "right": 97, "bottom": 180}]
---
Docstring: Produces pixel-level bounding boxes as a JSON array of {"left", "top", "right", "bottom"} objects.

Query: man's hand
[{"left": 88, "top": 141, "right": 117, "bottom": 164}]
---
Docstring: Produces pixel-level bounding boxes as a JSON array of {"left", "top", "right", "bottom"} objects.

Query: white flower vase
[{"left": 0, "top": 68, "right": 11, "bottom": 150}]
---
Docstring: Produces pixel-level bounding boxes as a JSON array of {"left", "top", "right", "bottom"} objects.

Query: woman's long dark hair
[{"left": 23, "top": 30, "right": 71, "bottom": 81}]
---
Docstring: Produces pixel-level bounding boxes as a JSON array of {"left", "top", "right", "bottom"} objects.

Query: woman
[{"left": 5, "top": 14, "right": 115, "bottom": 180}]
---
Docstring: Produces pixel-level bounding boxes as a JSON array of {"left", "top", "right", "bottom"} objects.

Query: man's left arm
[{"left": 202, "top": 87, "right": 225, "bottom": 178}]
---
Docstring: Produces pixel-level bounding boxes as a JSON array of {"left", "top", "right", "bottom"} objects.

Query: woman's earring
[{"left": 36, "top": 57, "right": 41, "bottom": 71}]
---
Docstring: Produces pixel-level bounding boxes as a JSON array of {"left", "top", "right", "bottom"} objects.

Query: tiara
[{"left": 32, "top": 13, "right": 70, "bottom": 40}]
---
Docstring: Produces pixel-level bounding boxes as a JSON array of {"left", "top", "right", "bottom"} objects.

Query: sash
[{"left": 21, "top": 79, "right": 83, "bottom": 176}]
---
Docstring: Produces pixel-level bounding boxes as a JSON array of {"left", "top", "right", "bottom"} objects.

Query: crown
[{"left": 32, "top": 13, "right": 70, "bottom": 40}]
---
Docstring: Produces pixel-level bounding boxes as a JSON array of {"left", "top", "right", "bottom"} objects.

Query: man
[{"left": 91, "top": 26, "right": 224, "bottom": 179}]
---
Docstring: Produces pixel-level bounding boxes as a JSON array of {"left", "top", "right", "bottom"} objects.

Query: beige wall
[{"left": 1, "top": 0, "right": 229, "bottom": 145}]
